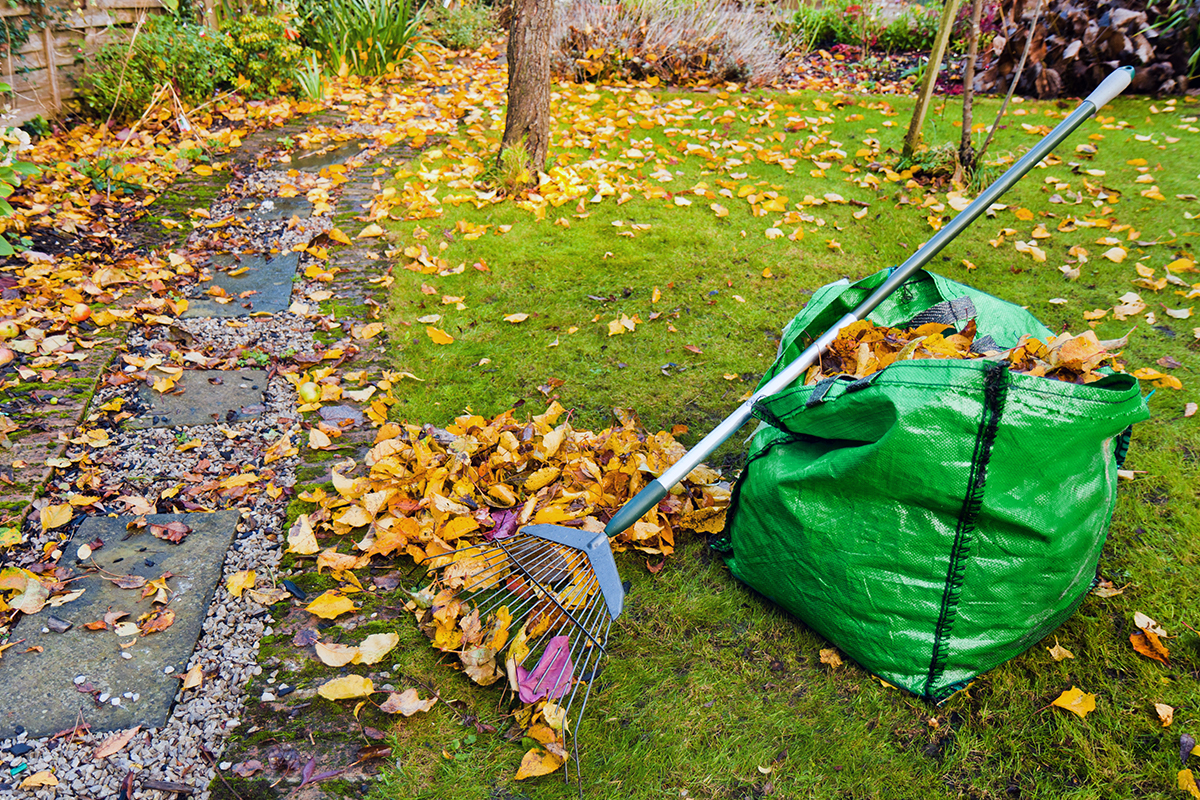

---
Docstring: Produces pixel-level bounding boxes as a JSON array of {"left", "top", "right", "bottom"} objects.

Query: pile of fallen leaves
[
  {"left": 290, "top": 401, "right": 729, "bottom": 776},
  {"left": 805, "top": 319, "right": 1132, "bottom": 385}
]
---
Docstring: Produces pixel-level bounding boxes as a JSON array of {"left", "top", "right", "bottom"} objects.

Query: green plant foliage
[
  {"left": 304, "top": 0, "right": 427, "bottom": 76},
  {"left": 295, "top": 51, "right": 325, "bottom": 100},
  {"left": 427, "top": 0, "right": 498, "bottom": 51},
  {"left": 786, "top": 0, "right": 995, "bottom": 55},
  {"left": 223, "top": 11, "right": 308, "bottom": 98},
  {"left": 75, "top": 16, "right": 234, "bottom": 121},
  {"left": 0, "top": 92, "right": 38, "bottom": 256}
]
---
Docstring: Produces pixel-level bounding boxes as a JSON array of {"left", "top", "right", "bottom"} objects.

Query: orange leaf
[
  {"left": 426, "top": 326, "right": 454, "bottom": 345},
  {"left": 1130, "top": 629, "right": 1169, "bottom": 665}
]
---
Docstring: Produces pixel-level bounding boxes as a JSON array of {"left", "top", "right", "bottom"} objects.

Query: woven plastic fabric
[{"left": 723, "top": 269, "right": 1150, "bottom": 701}]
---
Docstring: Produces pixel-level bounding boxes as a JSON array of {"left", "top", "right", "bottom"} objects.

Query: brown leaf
[
  {"left": 138, "top": 608, "right": 176, "bottom": 635},
  {"left": 150, "top": 521, "right": 191, "bottom": 544},
  {"left": 94, "top": 726, "right": 140, "bottom": 759},
  {"left": 378, "top": 688, "right": 436, "bottom": 716},
  {"left": 108, "top": 574, "right": 146, "bottom": 590}
]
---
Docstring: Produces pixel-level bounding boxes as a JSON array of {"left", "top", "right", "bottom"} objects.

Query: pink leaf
[{"left": 516, "top": 636, "right": 574, "bottom": 703}]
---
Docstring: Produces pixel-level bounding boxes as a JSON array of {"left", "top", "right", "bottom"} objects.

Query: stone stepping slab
[
  {"left": 129, "top": 369, "right": 269, "bottom": 430},
  {"left": 0, "top": 509, "right": 241, "bottom": 739},
  {"left": 182, "top": 252, "right": 300, "bottom": 319}
]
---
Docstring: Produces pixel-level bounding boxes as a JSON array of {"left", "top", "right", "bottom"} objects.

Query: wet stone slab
[
  {"left": 129, "top": 369, "right": 268, "bottom": 429},
  {"left": 236, "top": 195, "right": 313, "bottom": 222},
  {"left": 291, "top": 140, "right": 366, "bottom": 171},
  {"left": 182, "top": 252, "right": 299, "bottom": 318},
  {"left": 0, "top": 510, "right": 241, "bottom": 739}
]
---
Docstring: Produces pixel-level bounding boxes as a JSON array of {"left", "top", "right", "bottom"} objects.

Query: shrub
[
  {"left": 427, "top": 0, "right": 498, "bottom": 50},
  {"left": 551, "top": 0, "right": 784, "bottom": 86},
  {"left": 875, "top": 4, "right": 942, "bottom": 52},
  {"left": 788, "top": 0, "right": 999, "bottom": 55},
  {"left": 76, "top": 16, "right": 233, "bottom": 120},
  {"left": 304, "top": 0, "right": 426, "bottom": 76},
  {"left": 223, "top": 11, "right": 309, "bottom": 98}
]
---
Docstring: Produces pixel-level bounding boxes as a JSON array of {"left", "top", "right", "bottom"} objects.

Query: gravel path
[{"left": 0, "top": 113, "right": 406, "bottom": 799}]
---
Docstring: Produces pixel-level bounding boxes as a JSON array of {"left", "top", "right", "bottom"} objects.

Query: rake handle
[{"left": 605, "top": 66, "right": 1135, "bottom": 538}]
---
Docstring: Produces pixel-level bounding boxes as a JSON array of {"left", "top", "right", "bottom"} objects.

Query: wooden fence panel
[{"left": 2, "top": 0, "right": 165, "bottom": 124}]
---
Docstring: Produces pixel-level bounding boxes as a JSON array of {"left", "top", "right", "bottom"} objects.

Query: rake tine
[
  {"left": 529, "top": 591, "right": 603, "bottom": 698},
  {"left": 473, "top": 549, "right": 587, "bottom": 623},
  {"left": 523, "top": 575, "right": 603, "bottom": 660},
  {"left": 560, "top": 616, "right": 611, "bottom": 786},
  {"left": 523, "top": 568, "right": 598, "bottom": 652},
  {"left": 456, "top": 536, "right": 559, "bottom": 596}
]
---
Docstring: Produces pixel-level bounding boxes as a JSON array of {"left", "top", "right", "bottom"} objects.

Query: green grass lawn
[{"left": 369, "top": 84, "right": 1200, "bottom": 799}]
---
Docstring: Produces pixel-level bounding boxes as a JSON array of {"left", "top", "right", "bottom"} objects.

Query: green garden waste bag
[{"left": 721, "top": 268, "right": 1150, "bottom": 701}]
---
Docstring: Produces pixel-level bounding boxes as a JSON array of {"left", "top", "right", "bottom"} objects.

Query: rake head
[{"left": 422, "top": 524, "right": 625, "bottom": 769}]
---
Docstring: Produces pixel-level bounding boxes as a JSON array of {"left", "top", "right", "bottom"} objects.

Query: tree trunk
[
  {"left": 498, "top": 0, "right": 553, "bottom": 175},
  {"left": 902, "top": 0, "right": 962, "bottom": 160},
  {"left": 959, "top": 0, "right": 984, "bottom": 172}
]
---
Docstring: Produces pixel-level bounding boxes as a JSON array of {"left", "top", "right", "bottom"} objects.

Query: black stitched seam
[{"left": 924, "top": 360, "right": 1008, "bottom": 698}]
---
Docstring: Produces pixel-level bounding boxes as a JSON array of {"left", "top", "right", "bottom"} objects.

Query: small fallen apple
[
  {"left": 298, "top": 382, "right": 321, "bottom": 404},
  {"left": 0, "top": 320, "right": 18, "bottom": 340},
  {"left": 70, "top": 303, "right": 92, "bottom": 323}
]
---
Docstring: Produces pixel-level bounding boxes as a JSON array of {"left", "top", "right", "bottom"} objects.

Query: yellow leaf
[
  {"left": 317, "top": 674, "right": 374, "bottom": 700},
  {"left": 1180, "top": 770, "right": 1200, "bottom": 799},
  {"left": 426, "top": 326, "right": 454, "bottom": 345},
  {"left": 308, "top": 427, "right": 333, "bottom": 449},
  {"left": 315, "top": 640, "right": 359, "bottom": 667},
  {"left": 307, "top": 590, "right": 357, "bottom": 619},
  {"left": 710, "top": 202, "right": 728, "bottom": 217},
  {"left": 356, "top": 322, "right": 384, "bottom": 339},
  {"left": 504, "top": 313, "right": 529, "bottom": 323},
  {"left": 225, "top": 570, "right": 255, "bottom": 598},
  {"left": 40, "top": 503, "right": 72, "bottom": 531},
  {"left": 819, "top": 648, "right": 843, "bottom": 669},
  {"left": 357, "top": 224, "right": 385, "bottom": 238},
  {"left": 19, "top": 771, "right": 58, "bottom": 788},
  {"left": 1132, "top": 367, "right": 1183, "bottom": 390},
  {"left": 353, "top": 632, "right": 399, "bottom": 664},
  {"left": 1047, "top": 638, "right": 1074, "bottom": 661},
  {"left": 1155, "top": 702, "right": 1174, "bottom": 727},
  {"left": 514, "top": 746, "right": 565, "bottom": 780},
  {"left": 1050, "top": 686, "right": 1096, "bottom": 718},
  {"left": 1103, "top": 246, "right": 1127, "bottom": 263},
  {"left": 328, "top": 228, "right": 353, "bottom": 245},
  {"left": 287, "top": 514, "right": 320, "bottom": 555},
  {"left": 1014, "top": 208, "right": 1034, "bottom": 221},
  {"left": 192, "top": 164, "right": 213, "bottom": 176}
]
